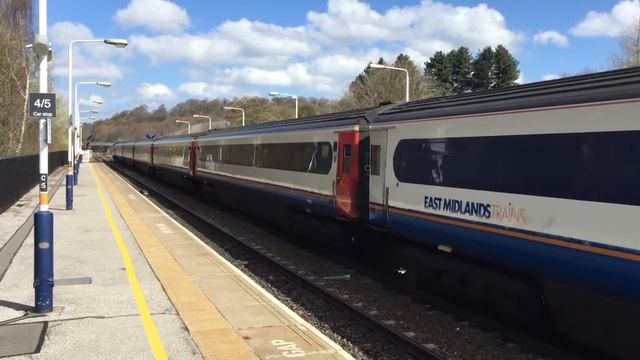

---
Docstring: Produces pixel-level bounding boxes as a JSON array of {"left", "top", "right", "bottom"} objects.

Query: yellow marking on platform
[
  {"left": 95, "top": 164, "right": 256, "bottom": 360},
  {"left": 90, "top": 165, "right": 169, "bottom": 360}
]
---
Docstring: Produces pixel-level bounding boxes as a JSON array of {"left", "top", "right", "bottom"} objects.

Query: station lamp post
[
  {"left": 268, "top": 92, "right": 298, "bottom": 119},
  {"left": 223, "top": 106, "right": 245, "bottom": 126},
  {"left": 176, "top": 120, "right": 191, "bottom": 134},
  {"left": 192, "top": 114, "right": 212, "bottom": 130},
  {"left": 75, "top": 82, "right": 110, "bottom": 156},
  {"left": 367, "top": 63, "right": 410, "bottom": 102},
  {"left": 66, "top": 37, "right": 127, "bottom": 210},
  {"left": 33, "top": 0, "right": 54, "bottom": 313},
  {"left": 73, "top": 82, "right": 110, "bottom": 185}
]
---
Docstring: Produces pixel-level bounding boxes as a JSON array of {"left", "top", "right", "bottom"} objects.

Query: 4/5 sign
[{"left": 28, "top": 92, "right": 56, "bottom": 118}]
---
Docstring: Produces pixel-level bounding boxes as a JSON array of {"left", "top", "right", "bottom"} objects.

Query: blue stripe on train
[{"left": 370, "top": 205, "right": 640, "bottom": 301}]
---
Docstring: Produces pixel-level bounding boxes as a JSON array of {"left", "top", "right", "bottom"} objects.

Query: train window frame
[
  {"left": 370, "top": 145, "right": 381, "bottom": 176},
  {"left": 343, "top": 144, "right": 352, "bottom": 174},
  {"left": 392, "top": 132, "right": 640, "bottom": 206},
  {"left": 198, "top": 141, "right": 333, "bottom": 174}
]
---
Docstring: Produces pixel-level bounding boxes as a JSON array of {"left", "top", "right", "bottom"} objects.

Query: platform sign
[{"left": 28, "top": 92, "right": 56, "bottom": 118}]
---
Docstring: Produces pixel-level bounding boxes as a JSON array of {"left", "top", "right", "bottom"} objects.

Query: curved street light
[
  {"left": 74, "top": 81, "right": 111, "bottom": 154},
  {"left": 367, "top": 63, "right": 410, "bottom": 102},
  {"left": 192, "top": 114, "right": 212, "bottom": 130},
  {"left": 176, "top": 120, "right": 191, "bottom": 134},
  {"left": 223, "top": 106, "right": 245, "bottom": 126},
  {"left": 66, "top": 37, "right": 128, "bottom": 209},
  {"left": 268, "top": 91, "right": 298, "bottom": 119}
]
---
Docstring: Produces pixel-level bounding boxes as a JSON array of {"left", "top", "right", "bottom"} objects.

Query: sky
[{"left": 44, "top": 0, "right": 640, "bottom": 120}]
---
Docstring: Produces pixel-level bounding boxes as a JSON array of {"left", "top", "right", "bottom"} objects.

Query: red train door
[{"left": 335, "top": 131, "right": 359, "bottom": 218}]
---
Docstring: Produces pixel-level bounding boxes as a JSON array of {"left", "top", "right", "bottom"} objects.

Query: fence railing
[{"left": 0, "top": 151, "right": 67, "bottom": 213}]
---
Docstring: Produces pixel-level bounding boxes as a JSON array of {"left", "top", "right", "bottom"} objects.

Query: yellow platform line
[
  {"left": 90, "top": 165, "right": 169, "bottom": 360},
  {"left": 95, "top": 164, "right": 256, "bottom": 360}
]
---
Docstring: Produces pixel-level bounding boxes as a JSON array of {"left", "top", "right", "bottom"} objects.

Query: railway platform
[{"left": 0, "top": 162, "right": 353, "bottom": 359}]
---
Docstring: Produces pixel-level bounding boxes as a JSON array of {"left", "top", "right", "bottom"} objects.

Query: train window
[
  {"left": 393, "top": 131, "right": 640, "bottom": 206},
  {"left": 220, "top": 144, "right": 254, "bottom": 166},
  {"left": 343, "top": 144, "right": 352, "bottom": 174},
  {"left": 198, "top": 142, "right": 332, "bottom": 174},
  {"left": 371, "top": 145, "right": 381, "bottom": 176}
]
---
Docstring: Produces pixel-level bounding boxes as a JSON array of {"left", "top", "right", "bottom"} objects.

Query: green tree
[
  {"left": 472, "top": 46, "right": 494, "bottom": 91},
  {"left": 449, "top": 47, "right": 473, "bottom": 94},
  {"left": 425, "top": 51, "right": 452, "bottom": 93},
  {"left": 492, "top": 45, "right": 520, "bottom": 88}
]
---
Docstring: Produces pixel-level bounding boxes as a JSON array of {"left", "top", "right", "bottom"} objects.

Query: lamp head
[
  {"left": 104, "top": 38, "right": 128, "bottom": 48},
  {"left": 368, "top": 63, "right": 386, "bottom": 69},
  {"left": 96, "top": 81, "right": 112, "bottom": 87},
  {"left": 32, "top": 34, "right": 50, "bottom": 57},
  {"left": 268, "top": 92, "right": 280, "bottom": 97}
]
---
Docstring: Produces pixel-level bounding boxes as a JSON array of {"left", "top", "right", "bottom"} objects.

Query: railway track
[{"left": 100, "top": 155, "right": 444, "bottom": 360}]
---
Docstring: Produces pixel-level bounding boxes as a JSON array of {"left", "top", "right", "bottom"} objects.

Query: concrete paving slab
[{"left": 0, "top": 322, "right": 46, "bottom": 357}]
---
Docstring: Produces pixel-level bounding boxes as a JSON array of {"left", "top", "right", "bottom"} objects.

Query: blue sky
[{"left": 45, "top": 0, "right": 640, "bottom": 120}]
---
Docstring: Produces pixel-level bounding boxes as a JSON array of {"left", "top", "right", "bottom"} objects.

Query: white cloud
[
  {"left": 114, "top": 0, "right": 190, "bottom": 33},
  {"left": 49, "top": 21, "right": 127, "bottom": 83},
  {"left": 542, "top": 74, "right": 562, "bottom": 81},
  {"left": 49, "top": 22, "right": 93, "bottom": 46},
  {"left": 137, "top": 83, "right": 175, "bottom": 100},
  {"left": 130, "top": 0, "right": 523, "bottom": 96},
  {"left": 53, "top": 60, "right": 125, "bottom": 79},
  {"left": 516, "top": 72, "right": 526, "bottom": 84},
  {"left": 307, "top": 0, "right": 524, "bottom": 52},
  {"left": 570, "top": 0, "right": 640, "bottom": 37},
  {"left": 533, "top": 31, "right": 569, "bottom": 47},
  {"left": 177, "top": 82, "right": 234, "bottom": 99}
]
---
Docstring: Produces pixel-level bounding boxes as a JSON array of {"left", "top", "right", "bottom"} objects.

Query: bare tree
[
  {"left": 611, "top": 17, "right": 640, "bottom": 69},
  {"left": 0, "top": 0, "right": 34, "bottom": 157}
]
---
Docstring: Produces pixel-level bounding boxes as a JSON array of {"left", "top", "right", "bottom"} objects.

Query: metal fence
[{"left": 0, "top": 151, "right": 67, "bottom": 213}]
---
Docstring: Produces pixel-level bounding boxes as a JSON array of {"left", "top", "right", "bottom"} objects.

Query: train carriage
[
  {"left": 369, "top": 67, "right": 640, "bottom": 356},
  {"left": 193, "top": 108, "right": 374, "bottom": 221}
]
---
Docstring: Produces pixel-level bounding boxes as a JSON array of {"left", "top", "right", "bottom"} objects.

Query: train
[{"left": 112, "top": 67, "right": 640, "bottom": 358}]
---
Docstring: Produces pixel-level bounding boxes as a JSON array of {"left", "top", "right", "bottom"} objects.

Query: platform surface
[{"left": 0, "top": 162, "right": 352, "bottom": 360}]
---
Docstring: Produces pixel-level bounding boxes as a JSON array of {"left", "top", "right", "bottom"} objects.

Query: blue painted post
[
  {"left": 73, "top": 159, "right": 79, "bottom": 185},
  {"left": 66, "top": 164, "right": 73, "bottom": 210},
  {"left": 75, "top": 153, "right": 83, "bottom": 184},
  {"left": 34, "top": 210, "right": 54, "bottom": 313}
]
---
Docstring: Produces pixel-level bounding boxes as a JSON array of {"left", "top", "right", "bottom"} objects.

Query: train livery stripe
[
  {"left": 369, "top": 203, "right": 640, "bottom": 262},
  {"left": 197, "top": 168, "right": 334, "bottom": 200}
]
